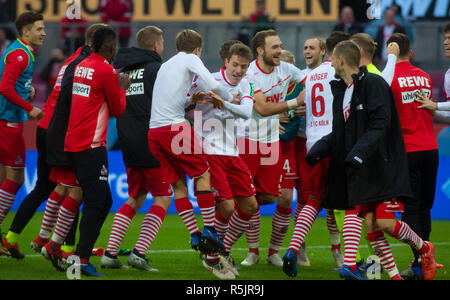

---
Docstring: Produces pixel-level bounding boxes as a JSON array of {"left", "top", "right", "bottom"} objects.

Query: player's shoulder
[{"left": 4, "top": 48, "right": 29, "bottom": 64}]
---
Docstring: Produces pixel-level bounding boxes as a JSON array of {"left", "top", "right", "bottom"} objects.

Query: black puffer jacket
[
  {"left": 307, "top": 67, "right": 412, "bottom": 209},
  {"left": 113, "top": 47, "right": 162, "bottom": 168}
]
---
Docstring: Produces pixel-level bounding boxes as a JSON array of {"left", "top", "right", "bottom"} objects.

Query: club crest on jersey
[
  {"left": 15, "top": 155, "right": 23, "bottom": 166},
  {"left": 99, "top": 165, "right": 108, "bottom": 181}
]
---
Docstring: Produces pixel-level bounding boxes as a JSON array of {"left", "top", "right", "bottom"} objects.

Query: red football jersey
[
  {"left": 64, "top": 53, "right": 126, "bottom": 152},
  {"left": 38, "top": 47, "right": 82, "bottom": 130},
  {"left": 390, "top": 61, "right": 438, "bottom": 152}
]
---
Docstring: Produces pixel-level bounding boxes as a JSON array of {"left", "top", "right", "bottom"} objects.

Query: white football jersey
[
  {"left": 304, "top": 61, "right": 335, "bottom": 152},
  {"left": 240, "top": 60, "right": 307, "bottom": 143},
  {"left": 190, "top": 67, "right": 254, "bottom": 156},
  {"left": 150, "top": 52, "right": 231, "bottom": 129}
]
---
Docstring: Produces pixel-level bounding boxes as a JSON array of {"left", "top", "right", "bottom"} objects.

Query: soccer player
[
  {"left": 306, "top": 40, "right": 437, "bottom": 280},
  {"left": 277, "top": 49, "right": 308, "bottom": 264},
  {"left": 100, "top": 26, "right": 174, "bottom": 272},
  {"left": 0, "top": 11, "right": 46, "bottom": 257},
  {"left": 385, "top": 33, "right": 439, "bottom": 281},
  {"left": 239, "top": 29, "right": 307, "bottom": 267},
  {"left": 334, "top": 32, "right": 399, "bottom": 277},
  {"left": 63, "top": 26, "right": 129, "bottom": 277},
  {"left": 3, "top": 23, "right": 106, "bottom": 260},
  {"left": 176, "top": 40, "right": 245, "bottom": 250},
  {"left": 189, "top": 43, "right": 258, "bottom": 279},
  {"left": 282, "top": 34, "right": 348, "bottom": 275},
  {"left": 148, "top": 29, "right": 234, "bottom": 256},
  {"left": 40, "top": 25, "right": 112, "bottom": 272}
]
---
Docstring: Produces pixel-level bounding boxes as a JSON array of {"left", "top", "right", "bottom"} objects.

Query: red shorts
[
  {"left": 148, "top": 122, "right": 210, "bottom": 182},
  {"left": 0, "top": 121, "right": 25, "bottom": 168},
  {"left": 304, "top": 157, "right": 329, "bottom": 203},
  {"left": 280, "top": 140, "right": 298, "bottom": 189},
  {"left": 294, "top": 137, "right": 309, "bottom": 205},
  {"left": 49, "top": 166, "right": 80, "bottom": 188},
  {"left": 237, "top": 138, "right": 282, "bottom": 196},
  {"left": 356, "top": 199, "right": 405, "bottom": 219},
  {"left": 206, "top": 155, "right": 256, "bottom": 202},
  {"left": 126, "top": 166, "right": 174, "bottom": 198}
]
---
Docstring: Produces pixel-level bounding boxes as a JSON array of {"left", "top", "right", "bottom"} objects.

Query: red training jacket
[{"left": 64, "top": 53, "right": 126, "bottom": 152}]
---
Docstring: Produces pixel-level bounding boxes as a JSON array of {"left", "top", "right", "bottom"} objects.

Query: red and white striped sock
[
  {"left": 245, "top": 207, "right": 260, "bottom": 253},
  {"left": 38, "top": 191, "right": 65, "bottom": 239},
  {"left": 196, "top": 192, "right": 215, "bottom": 227},
  {"left": 389, "top": 220, "right": 426, "bottom": 253},
  {"left": 326, "top": 209, "right": 341, "bottom": 248},
  {"left": 223, "top": 206, "right": 253, "bottom": 252},
  {"left": 215, "top": 210, "right": 230, "bottom": 240},
  {"left": 268, "top": 205, "right": 292, "bottom": 256},
  {"left": 106, "top": 203, "right": 136, "bottom": 256},
  {"left": 135, "top": 205, "right": 166, "bottom": 255},
  {"left": 175, "top": 197, "right": 200, "bottom": 235},
  {"left": 288, "top": 200, "right": 321, "bottom": 253},
  {"left": 51, "top": 196, "right": 81, "bottom": 244},
  {"left": 342, "top": 210, "right": 363, "bottom": 270},
  {"left": 293, "top": 198, "right": 304, "bottom": 223},
  {"left": 367, "top": 230, "right": 399, "bottom": 278},
  {"left": 0, "top": 179, "right": 21, "bottom": 228}
]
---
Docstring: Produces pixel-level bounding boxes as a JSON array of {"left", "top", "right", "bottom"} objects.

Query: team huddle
[{"left": 0, "top": 11, "right": 447, "bottom": 280}]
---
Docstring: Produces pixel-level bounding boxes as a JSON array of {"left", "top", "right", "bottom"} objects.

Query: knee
[
  {"left": 376, "top": 218, "right": 396, "bottom": 235},
  {"left": 258, "top": 194, "right": 277, "bottom": 205},
  {"left": 218, "top": 200, "right": 235, "bottom": 219},
  {"left": 239, "top": 196, "right": 259, "bottom": 215}
]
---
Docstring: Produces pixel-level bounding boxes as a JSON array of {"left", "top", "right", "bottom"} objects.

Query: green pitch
[{"left": 0, "top": 212, "right": 449, "bottom": 280}]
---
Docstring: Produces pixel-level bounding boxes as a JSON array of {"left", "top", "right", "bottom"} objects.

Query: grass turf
[{"left": 0, "top": 212, "right": 449, "bottom": 280}]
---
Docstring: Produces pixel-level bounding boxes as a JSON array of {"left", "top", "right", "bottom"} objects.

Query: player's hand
[
  {"left": 387, "top": 42, "right": 400, "bottom": 57},
  {"left": 29, "top": 106, "right": 44, "bottom": 120},
  {"left": 294, "top": 105, "right": 306, "bottom": 117},
  {"left": 118, "top": 73, "right": 131, "bottom": 90},
  {"left": 296, "top": 90, "right": 305, "bottom": 106},
  {"left": 29, "top": 86, "right": 35, "bottom": 101},
  {"left": 232, "top": 94, "right": 240, "bottom": 104},
  {"left": 279, "top": 124, "right": 286, "bottom": 135},
  {"left": 415, "top": 90, "right": 437, "bottom": 111},
  {"left": 207, "top": 91, "right": 225, "bottom": 108},
  {"left": 280, "top": 112, "right": 290, "bottom": 124},
  {"left": 191, "top": 92, "right": 209, "bottom": 104}
]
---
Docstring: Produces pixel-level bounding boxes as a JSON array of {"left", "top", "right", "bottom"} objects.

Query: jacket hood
[{"left": 113, "top": 47, "right": 162, "bottom": 69}]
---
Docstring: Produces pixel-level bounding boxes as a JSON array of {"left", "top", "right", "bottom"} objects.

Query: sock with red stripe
[
  {"left": 389, "top": 220, "right": 427, "bottom": 254},
  {"left": 245, "top": 206, "right": 260, "bottom": 254},
  {"left": 223, "top": 206, "right": 253, "bottom": 252},
  {"left": 38, "top": 191, "right": 65, "bottom": 239},
  {"left": 293, "top": 198, "right": 304, "bottom": 223},
  {"left": 106, "top": 203, "right": 136, "bottom": 256},
  {"left": 0, "top": 179, "right": 21, "bottom": 229},
  {"left": 51, "top": 196, "right": 81, "bottom": 244},
  {"left": 175, "top": 197, "right": 200, "bottom": 235},
  {"left": 288, "top": 200, "right": 321, "bottom": 253},
  {"left": 196, "top": 191, "right": 215, "bottom": 227},
  {"left": 135, "top": 205, "right": 166, "bottom": 255},
  {"left": 268, "top": 205, "right": 292, "bottom": 256},
  {"left": 326, "top": 209, "right": 341, "bottom": 248},
  {"left": 215, "top": 210, "right": 230, "bottom": 240},
  {"left": 367, "top": 230, "right": 399, "bottom": 279},
  {"left": 342, "top": 211, "right": 363, "bottom": 270}
]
